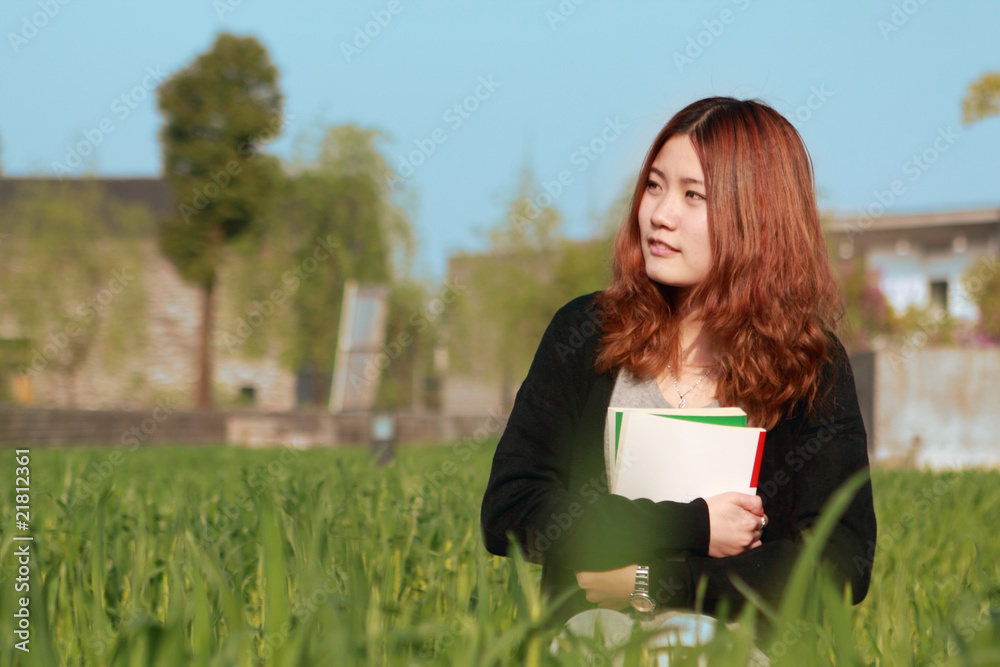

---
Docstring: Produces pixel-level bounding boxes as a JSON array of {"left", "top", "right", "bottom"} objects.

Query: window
[
  {"left": 929, "top": 280, "right": 948, "bottom": 314},
  {"left": 238, "top": 385, "right": 256, "bottom": 405}
]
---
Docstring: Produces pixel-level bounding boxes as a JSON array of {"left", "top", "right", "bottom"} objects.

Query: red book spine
[{"left": 750, "top": 431, "right": 766, "bottom": 487}]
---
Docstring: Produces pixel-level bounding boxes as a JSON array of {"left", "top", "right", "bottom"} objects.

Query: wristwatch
[{"left": 629, "top": 565, "right": 656, "bottom": 614}]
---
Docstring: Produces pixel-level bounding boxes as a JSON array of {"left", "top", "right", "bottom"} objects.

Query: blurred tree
[
  {"left": 961, "top": 71, "right": 1000, "bottom": 342},
  {"left": 962, "top": 71, "right": 1000, "bottom": 124},
  {"left": 223, "top": 124, "right": 415, "bottom": 408},
  {"left": 0, "top": 180, "right": 149, "bottom": 405},
  {"left": 831, "top": 256, "right": 896, "bottom": 352},
  {"left": 376, "top": 279, "right": 436, "bottom": 410},
  {"left": 447, "top": 167, "right": 561, "bottom": 407},
  {"left": 962, "top": 258, "right": 1000, "bottom": 342},
  {"left": 156, "top": 32, "right": 283, "bottom": 409},
  {"left": 447, "top": 167, "right": 614, "bottom": 409}
]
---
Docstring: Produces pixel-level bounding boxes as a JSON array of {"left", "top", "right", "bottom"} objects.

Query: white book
[
  {"left": 604, "top": 407, "right": 748, "bottom": 492},
  {"left": 611, "top": 410, "right": 766, "bottom": 503}
]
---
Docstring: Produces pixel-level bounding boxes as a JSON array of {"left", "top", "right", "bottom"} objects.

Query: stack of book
[{"left": 606, "top": 407, "right": 766, "bottom": 503}]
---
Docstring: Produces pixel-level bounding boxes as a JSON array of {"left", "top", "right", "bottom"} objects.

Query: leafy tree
[
  {"left": 962, "top": 71, "right": 1000, "bottom": 124},
  {"left": 222, "top": 124, "right": 414, "bottom": 407},
  {"left": 156, "top": 32, "right": 283, "bottom": 409},
  {"left": 961, "top": 70, "right": 1000, "bottom": 341},
  {"left": 962, "top": 257, "right": 1000, "bottom": 342},
  {"left": 831, "top": 255, "right": 896, "bottom": 352},
  {"left": 447, "top": 167, "right": 614, "bottom": 408},
  {"left": 376, "top": 278, "right": 437, "bottom": 410},
  {"left": 0, "top": 179, "right": 149, "bottom": 405},
  {"left": 446, "top": 167, "right": 561, "bottom": 405}
]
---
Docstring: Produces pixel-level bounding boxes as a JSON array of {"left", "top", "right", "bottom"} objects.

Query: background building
[
  {"left": 827, "top": 207, "right": 1000, "bottom": 320},
  {"left": 0, "top": 177, "right": 296, "bottom": 411}
]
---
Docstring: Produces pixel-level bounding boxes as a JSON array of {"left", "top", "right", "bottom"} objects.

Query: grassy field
[{"left": 1, "top": 442, "right": 999, "bottom": 666}]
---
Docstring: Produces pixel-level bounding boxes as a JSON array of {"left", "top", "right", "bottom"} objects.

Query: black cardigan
[{"left": 481, "top": 292, "right": 877, "bottom": 622}]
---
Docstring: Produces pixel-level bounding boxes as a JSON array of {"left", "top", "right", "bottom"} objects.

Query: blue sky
[{"left": 2, "top": 0, "right": 998, "bottom": 280}]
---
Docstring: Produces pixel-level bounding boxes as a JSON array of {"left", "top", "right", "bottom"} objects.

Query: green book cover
[{"left": 613, "top": 409, "right": 747, "bottom": 459}]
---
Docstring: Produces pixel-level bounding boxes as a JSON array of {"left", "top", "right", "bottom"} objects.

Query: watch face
[{"left": 630, "top": 594, "right": 655, "bottom": 613}]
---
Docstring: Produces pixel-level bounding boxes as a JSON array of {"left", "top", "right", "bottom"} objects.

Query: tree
[
  {"left": 377, "top": 278, "right": 436, "bottom": 410},
  {"left": 961, "top": 71, "right": 1000, "bottom": 341},
  {"left": 962, "top": 258, "right": 1000, "bottom": 342},
  {"left": 222, "top": 124, "right": 414, "bottom": 407},
  {"left": 0, "top": 179, "right": 149, "bottom": 405},
  {"left": 962, "top": 71, "right": 1000, "bottom": 124},
  {"left": 828, "top": 250, "right": 896, "bottom": 352},
  {"left": 446, "top": 167, "right": 614, "bottom": 408},
  {"left": 156, "top": 32, "right": 283, "bottom": 409}
]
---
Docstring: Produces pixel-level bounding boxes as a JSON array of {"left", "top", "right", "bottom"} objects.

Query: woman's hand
[
  {"left": 704, "top": 492, "right": 766, "bottom": 557},
  {"left": 575, "top": 564, "right": 637, "bottom": 610}
]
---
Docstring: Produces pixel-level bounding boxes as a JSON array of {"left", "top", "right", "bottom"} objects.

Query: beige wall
[
  {"left": 874, "top": 347, "right": 1000, "bottom": 468},
  {"left": 11, "top": 240, "right": 296, "bottom": 411}
]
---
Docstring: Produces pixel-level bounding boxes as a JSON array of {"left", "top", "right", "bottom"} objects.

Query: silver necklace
[{"left": 666, "top": 363, "right": 714, "bottom": 408}]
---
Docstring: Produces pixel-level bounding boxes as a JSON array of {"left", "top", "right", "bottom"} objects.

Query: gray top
[
  {"left": 604, "top": 367, "right": 721, "bottom": 479},
  {"left": 609, "top": 366, "right": 721, "bottom": 410}
]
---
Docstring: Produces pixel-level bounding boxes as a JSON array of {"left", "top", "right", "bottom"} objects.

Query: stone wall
[
  {"left": 872, "top": 347, "right": 1000, "bottom": 468},
  {"left": 0, "top": 406, "right": 508, "bottom": 447},
  {"left": 9, "top": 240, "right": 297, "bottom": 412}
]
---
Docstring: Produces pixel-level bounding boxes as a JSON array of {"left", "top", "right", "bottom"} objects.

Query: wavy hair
[{"left": 595, "top": 97, "right": 843, "bottom": 429}]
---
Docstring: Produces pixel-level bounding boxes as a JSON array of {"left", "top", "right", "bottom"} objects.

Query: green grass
[{"left": 1, "top": 443, "right": 999, "bottom": 665}]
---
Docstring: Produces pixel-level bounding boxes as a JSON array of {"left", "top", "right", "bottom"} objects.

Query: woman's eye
[
  {"left": 686, "top": 190, "right": 705, "bottom": 200},
  {"left": 645, "top": 180, "right": 660, "bottom": 191}
]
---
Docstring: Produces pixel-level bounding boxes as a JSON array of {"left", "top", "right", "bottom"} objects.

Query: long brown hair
[{"left": 595, "top": 97, "right": 843, "bottom": 429}]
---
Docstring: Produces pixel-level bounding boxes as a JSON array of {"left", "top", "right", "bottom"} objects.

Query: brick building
[{"left": 0, "top": 177, "right": 297, "bottom": 411}]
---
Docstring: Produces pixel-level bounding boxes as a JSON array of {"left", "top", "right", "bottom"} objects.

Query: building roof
[
  {"left": 0, "top": 176, "right": 172, "bottom": 218},
  {"left": 826, "top": 207, "right": 1000, "bottom": 235}
]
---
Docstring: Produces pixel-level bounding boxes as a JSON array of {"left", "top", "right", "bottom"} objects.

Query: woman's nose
[{"left": 650, "top": 196, "right": 679, "bottom": 229}]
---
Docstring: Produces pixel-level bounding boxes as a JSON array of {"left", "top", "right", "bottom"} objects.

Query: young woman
[{"left": 480, "top": 97, "right": 877, "bottom": 622}]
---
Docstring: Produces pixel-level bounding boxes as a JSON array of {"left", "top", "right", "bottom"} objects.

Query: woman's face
[{"left": 637, "top": 134, "right": 713, "bottom": 290}]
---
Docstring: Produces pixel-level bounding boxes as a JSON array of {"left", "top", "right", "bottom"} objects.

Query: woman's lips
[{"left": 648, "top": 238, "right": 679, "bottom": 257}]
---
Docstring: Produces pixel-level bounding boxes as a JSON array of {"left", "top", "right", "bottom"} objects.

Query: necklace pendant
[{"left": 678, "top": 397, "right": 686, "bottom": 408}]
